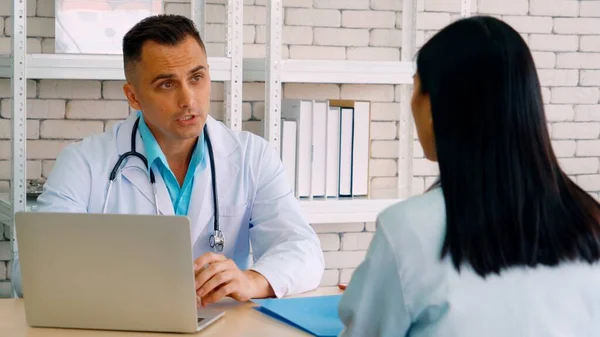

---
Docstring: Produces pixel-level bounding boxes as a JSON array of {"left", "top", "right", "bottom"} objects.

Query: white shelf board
[
  {"left": 0, "top": 193, "right": 401, "bottom": 225},
  {"left": 280, "top": 59, "right": 415, "bottom": 84},
  {"left": 0, "top": 55, "right": 415, "bottom": 85},
  {"left": 244, "top": 58, "right": 415, "bottom": 84},
  {"left": 299, "top": 198, "right": 401, "bottom": 224},
  {"left": 0, "top": 54, "right": 233, "bottom": 82}
]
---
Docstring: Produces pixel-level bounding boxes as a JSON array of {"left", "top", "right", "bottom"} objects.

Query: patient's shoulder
[
  {"left": 376, "top": 187, "right": 447, "bottom": 251},
  {"left": 379, "top": 187, "right": 445, "bottom": 224}
]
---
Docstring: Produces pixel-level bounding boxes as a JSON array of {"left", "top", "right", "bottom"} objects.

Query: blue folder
[{"left": 252, "top": 294, "right": 344, "bottom": 337}]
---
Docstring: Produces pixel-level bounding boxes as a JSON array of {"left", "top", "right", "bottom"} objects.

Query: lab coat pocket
[
  {"left": 217, "top": 203, "right": 251, "bottom": 258},
  {"left": 219, "top": 202, "right": 249, "bottom": 218}
]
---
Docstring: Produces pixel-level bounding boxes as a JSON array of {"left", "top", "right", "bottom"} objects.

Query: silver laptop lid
[{"left": 15, "top": 211, "right": 200, "bottom": 333}]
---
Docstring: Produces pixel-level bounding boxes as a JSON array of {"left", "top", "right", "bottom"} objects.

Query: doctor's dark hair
[
  {"left": 122, "top": 14, "right": 206, "bottom": 80},
  {"left": 417, "top": 16, "right": 600, "bottom": 277}
]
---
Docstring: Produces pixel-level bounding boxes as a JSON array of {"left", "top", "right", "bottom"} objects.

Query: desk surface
[{"left": 0, "top": 288, "right": 343, "bottom": 337}]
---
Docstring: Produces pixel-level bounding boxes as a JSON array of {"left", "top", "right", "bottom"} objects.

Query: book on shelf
[{"left": 280, "top": 99, "right": 371, "bottom": 200}]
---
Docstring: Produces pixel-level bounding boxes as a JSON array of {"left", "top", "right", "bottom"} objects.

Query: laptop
[{"left": 14, "top": 211, "right": 225, "bottom": 334}]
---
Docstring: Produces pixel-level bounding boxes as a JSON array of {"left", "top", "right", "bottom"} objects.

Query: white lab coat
[{"left": 12, "top": 112, "right": 324, "bottom": 298}]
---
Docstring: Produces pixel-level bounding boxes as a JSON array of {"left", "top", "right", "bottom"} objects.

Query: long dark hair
[{"left": 417, "top": 16, "right": 600, "bottom": 277}]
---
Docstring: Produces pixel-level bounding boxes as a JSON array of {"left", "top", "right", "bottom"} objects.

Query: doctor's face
[{"left": 123, "top": 35, "right": 211, "bottom": 143}]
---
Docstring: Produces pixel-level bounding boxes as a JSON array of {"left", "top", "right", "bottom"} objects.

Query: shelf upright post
[
  {"left": 224, "top": 0, "right": 243, "bottom": 131},
  {"left": 397, "top": 0, "right": 417, "bottom": 199},
  {"left": 461, "top": 0, "right": 472, "bottom": 17},
  {"left": 191, "top": 0, "right": 206, "bottom": 41},
  {"left": 10, "top": 0, "right": 27, "bottom": 298},
  {"left": 264, "top": 0, "right": 282, "bottom": 155}
]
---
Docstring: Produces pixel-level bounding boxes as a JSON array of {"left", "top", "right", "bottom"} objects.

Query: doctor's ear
[{"left": 123, "top": 83, "right": 142, "bottom": 111}]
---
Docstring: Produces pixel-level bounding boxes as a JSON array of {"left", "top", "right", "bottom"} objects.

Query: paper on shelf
[
  {"left": 55, "top": 0, "right": 163, "bottom": 54},
  {"left": 252, "top": 294, "right": 343, "bottom": 337}
]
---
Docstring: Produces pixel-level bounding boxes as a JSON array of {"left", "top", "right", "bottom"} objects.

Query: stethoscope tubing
[{"left": 103, "top": 117, "right": 223, "bottom": 251}]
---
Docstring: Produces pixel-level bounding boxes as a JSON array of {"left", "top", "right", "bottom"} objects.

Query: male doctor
[{"left": 11, "top": 14, "right": 325, "bottom": 306}]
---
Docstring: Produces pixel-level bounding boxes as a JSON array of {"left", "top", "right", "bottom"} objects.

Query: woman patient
[{"left": 338, "top": 15, "right": 600, "bottom": 337}]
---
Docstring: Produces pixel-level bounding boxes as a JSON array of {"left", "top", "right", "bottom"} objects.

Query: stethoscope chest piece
[{"left": 209, "top": 230, "right": 224, "bottom": 252}]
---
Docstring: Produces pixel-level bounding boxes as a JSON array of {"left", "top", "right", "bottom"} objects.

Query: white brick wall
[
  {"left": 545, "top": 105, "right": 574, "bottom": 121},
  {"left": 313, "top": 28, "right": 370, "bottom": 46},
  {"left": 371, "top": 122, "right": 397, "bottom": 140},
  {"left": 528, "top": 35, "right": 578, "bottom": 52},
  {"left": 580, "top": 1, "right": 600, "bottom": 17},
  {"left": 1, "top": 0, "right": 600, "bottom": 298},
  {"left": 310, "top": 221, "right": 375, "bottom": 286},
  {"left": 341, "top": 84, "right": 394, "bottom": 101},
  {"left": 582, "top": 71, "right": 600, "bottom": 87},
  {"left": 288, "top": 45, "right": 341, "bottom": 59},
  {"left": 551, "top": 140, "right": 576, "bottom": 158},
  {"left": 554, "top": 18, "right": 600, "bottom": 35},
  {"left": 553, "top": 123, "right": 600, "bottom": 139},
  {"left": 285, "top": 8, "right": 341, "bottom": 27},
  {"left": 557, "top": 53, "right": 600, "bottom": 69},
  {"left": 417, "top": 12, "right": 452, "bottom": 30},
  {"left": 313, "top": 0, "right": 369, "bottom": 10},
  {"left": 577, "top": 175, "right": 600, "bottom": 192},
  {"left": 347, "top": 46, "right": 399, "bottom": 61},
  {"left": 538, "top": 69, "right": 579, "bottom": 87},
  {"left": 529, "top": 0, "right": 578, "bottom": 17},
  {"left": 40, "top": 120, "right": 104, "bottom": 139},
  {"left": 575, "top": 105, "right": 600, "bottom": 122},
  {"left": 532, "top": 52, "right": 556, "bottom": 69},
  {"left": 577, "top": 140, "right": 600, "bottom": 157},
  {"left": 480, "top": 0, "right": 528, "bottom": 15},
  {"left": 370, "top": 29, "right": 403, "bottom": 47},
  {"left": 559, "top": 158, "right": 600, "bottom": 175},
  {"left": 342, "top": 11, "right": 396, "bottom": 28},
  {"left": 581, "top": 36, "right": 600, "bottom": 52},
  {"left": 501, "top": 16, "right": 552, "bottom": 33},
  {"left": 552, "top": 88, "right": 600, "bottom": 104}
]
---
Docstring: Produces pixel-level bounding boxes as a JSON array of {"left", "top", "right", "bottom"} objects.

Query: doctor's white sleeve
[
  {"left": 35, "top": 143, "right": 92, "bottom": 213},
  {"left": 247, "top": 140, "right": 325, "bottom": 298},
  {"left": 337, "top": 221, "right": 412, "bottom": 337}
]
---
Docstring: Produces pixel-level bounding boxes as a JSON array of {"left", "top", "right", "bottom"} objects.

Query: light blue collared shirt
[
  {"left": 137, "top": 112, "right": 207, "bottom": 216},
  {"left": 338, "top": 187, "right": 600, "bottom": 337}
]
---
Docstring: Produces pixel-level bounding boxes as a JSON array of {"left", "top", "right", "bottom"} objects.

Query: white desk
[{"left": 0, "top": 288, "right": 343, "bottom": 337}]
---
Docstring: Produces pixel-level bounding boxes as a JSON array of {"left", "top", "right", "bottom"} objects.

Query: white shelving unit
[
  {"left": 0, "top": 53, "right": 236, "bottom": 81},
  {"left": 2, "top": 0, "right": 473, "bottom": 294},
  {"left": 0, "top": 1, "right": 474, "bottom": 216},
  {"left": 261, "top": 0, "right": 472, "bottom": 220},
  {"left": 261, "top": 0, "right": 420, "bottom": 220},
  {"left": 299, "top": 198, "right": 400, "bottom": 224},
  {"left": 1, "top": 2, "right": 243, "bottom": 195},
  {"left": 1, "top": 0, "right": 244, "bottom": 298}
]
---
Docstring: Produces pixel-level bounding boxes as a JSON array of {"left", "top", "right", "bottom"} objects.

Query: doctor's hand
[{"left": 194, "top": 252, "right": 275, "bottom": 308}]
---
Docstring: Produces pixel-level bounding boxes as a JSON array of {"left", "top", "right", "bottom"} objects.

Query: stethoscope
[{"left": 102, "top": 117, "right": 225, "bottom": 252}]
